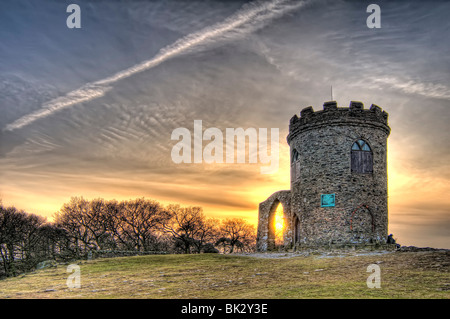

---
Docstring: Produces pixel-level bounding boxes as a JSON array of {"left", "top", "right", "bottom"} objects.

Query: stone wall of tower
[{"left": 256, "top": 100, "right": 391, "bottom": 251}]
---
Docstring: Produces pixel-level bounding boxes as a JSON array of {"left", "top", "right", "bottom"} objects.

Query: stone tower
[{"left": 256, "top": 101, "right": 391, "bottom": 251}]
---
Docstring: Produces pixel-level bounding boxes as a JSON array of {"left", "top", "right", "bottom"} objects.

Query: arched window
[
  {"left": 351, "top": 139, "right": 373, "bottom": 173},
  {"left": 291, "top": 149, "right": 300, "bottom": 182},
  {"left": 292, "top": 149, "right": 300, "bottom": 163}
]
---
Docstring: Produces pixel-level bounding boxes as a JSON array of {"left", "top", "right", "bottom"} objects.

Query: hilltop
[{"left": 0, "top": 248, "right": 448, "bottom": 299}]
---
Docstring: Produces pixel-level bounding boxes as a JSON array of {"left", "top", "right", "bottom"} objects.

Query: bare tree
[
  {"left": 0, "top": 205, "right": 24, "bottom": 276},
  {"left": 159, "top": 205, "right": 216, "bottom": 254},
  {"left": 218, "top": 218, "right": 256, "bottom": 253},
  {"left": 2, "top": 195, "right": 249, "bottom": 279},
  {"left": 117, "top": 198, "right": 165, "bottom": 252},
  {"left": 0, "top": 205, "right": 46, "bottom": 276},
  {"left": 192, "top": 217, "right": 220, "bottom": 253},
  {"left": 101, "top": 200, "right": 124, "bottom": 250},
  {"left": 16, "top": 212, "right": 46, "bottom": 262},
  {"left": 54, "top": 197, "right": 169, "bottom": 253},
  {"left": 54, "top": 197, "right": 95, "bottom": 255},
  {"left": 35, "top": 224, "right": 70, "bottom": 259}
]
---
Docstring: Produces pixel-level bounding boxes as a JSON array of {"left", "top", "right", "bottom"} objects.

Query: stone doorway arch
[{"left": 256, "top": 190, "right": 292, "bottom": 251}]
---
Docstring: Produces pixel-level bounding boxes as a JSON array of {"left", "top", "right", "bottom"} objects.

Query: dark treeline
[{"left": 0, "top": 197, "right": 256, "bottom": 278}]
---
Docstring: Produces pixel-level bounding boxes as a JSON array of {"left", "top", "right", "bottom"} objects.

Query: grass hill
[{"left": 0, "top": 249, "right": 448, "bottom": 299}]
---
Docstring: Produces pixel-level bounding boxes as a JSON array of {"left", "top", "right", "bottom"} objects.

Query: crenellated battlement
[{"left": 287, "top": 101, "right": 390, "bottom": 143}]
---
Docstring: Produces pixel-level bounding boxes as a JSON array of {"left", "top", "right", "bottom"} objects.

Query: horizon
[{"left": 1, "top": 0, "right": 449, "bottom": 249}]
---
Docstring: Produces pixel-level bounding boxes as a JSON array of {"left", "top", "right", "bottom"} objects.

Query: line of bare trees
[{"left": 0, "top": 197, "right": 256, "bottom": 278}]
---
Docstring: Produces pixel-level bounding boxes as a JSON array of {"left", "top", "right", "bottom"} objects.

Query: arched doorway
[
  {"left": 256, "top": 190, "right": 291, "bottom": 252},
  {"left": 268, "top": 201, "right": 286, "bottom": 248}
]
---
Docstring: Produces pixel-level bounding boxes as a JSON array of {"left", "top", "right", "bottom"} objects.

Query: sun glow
[{"left": 273, "top": 203, "right": 285, "bottom": 244}]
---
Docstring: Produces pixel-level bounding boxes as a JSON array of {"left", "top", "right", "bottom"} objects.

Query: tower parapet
[{"left": 287, "top": 101, "right": 390, "bottom": 144}]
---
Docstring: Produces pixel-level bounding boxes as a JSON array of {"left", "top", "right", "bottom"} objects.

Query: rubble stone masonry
[{"left": 257, "top": 101, "right": 391, "bottom": 251}]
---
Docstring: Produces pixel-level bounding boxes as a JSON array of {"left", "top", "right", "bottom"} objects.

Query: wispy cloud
[
  {"left": 4, "top": 0, "right": 309, "bottom": 132},
  {"left": 371, "top": 76, "right": 450, "bottom": 101},
  {"left": 4, "top": 84, "right": 110, "bottom": 131}
]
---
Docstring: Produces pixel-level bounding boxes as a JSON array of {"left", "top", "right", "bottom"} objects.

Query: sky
[{"left": 0, "top": 0, "right": 449, "bottom": 249}]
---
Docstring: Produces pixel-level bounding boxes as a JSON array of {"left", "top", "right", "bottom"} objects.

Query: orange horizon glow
[
  {"left": 1, "top": 132, "right": 449, "bottom": 249},
  {"left": 273, "top": 203, "right": 286, "bottom": 244}
]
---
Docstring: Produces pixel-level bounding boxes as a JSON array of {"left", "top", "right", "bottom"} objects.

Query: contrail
[{"left": 4, "top": 0, "right": 309, "bottom": 132}]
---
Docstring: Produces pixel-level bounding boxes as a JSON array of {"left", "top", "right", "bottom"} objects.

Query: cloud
[
  {"left": 4, "top": 0, "right": 310, "bottom": 132},
  {"left": 4, "top": 84, "right": 111, "bottom": 131},
  {"left": 0, "top": 74, "right": 58, "bottom": 128},
  {"left": 368, "top": 76, "right": 450, "bottom": 101}
]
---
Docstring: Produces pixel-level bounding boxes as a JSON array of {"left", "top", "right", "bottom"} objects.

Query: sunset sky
[{"left": 1, "top": 0, "right": 449, "bottom": 249}]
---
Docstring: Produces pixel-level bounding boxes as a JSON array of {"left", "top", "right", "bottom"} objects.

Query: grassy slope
[{"left": 0, "top": 251, "right": 448, "bottom": 299}]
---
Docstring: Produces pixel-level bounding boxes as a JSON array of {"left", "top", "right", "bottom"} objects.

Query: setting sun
[{"left": 273, "top": 204, "right": 285, "bottom": 244}]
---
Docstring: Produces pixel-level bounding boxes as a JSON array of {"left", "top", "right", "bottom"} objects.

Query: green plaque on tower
[{"left": 321, "top": 194, "right": 335, "bottom": 207}]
